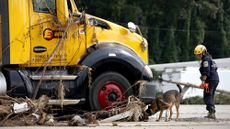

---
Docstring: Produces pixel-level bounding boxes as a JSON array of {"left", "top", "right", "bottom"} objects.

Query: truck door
[
  {"left": 30, "top": 0, "right": 96, "bottom": 67},
  {"left": 29, "top": 0, "right": 68, "bottom": 67}
]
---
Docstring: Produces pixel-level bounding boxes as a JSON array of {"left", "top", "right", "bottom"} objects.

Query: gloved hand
[{"left": 200, "top": 83, "right": 209, "bottom": 89}]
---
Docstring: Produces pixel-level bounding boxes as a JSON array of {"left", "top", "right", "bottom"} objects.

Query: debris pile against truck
[{"left": 0, "top": 95, "right": 148, "bottom": 126}]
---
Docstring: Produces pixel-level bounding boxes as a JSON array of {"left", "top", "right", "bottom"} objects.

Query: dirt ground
[{"left": 1, "top": 105, "right": 230, "bottom": 129}]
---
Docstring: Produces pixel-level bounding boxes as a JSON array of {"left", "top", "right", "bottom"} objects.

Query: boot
[
  {"left": 208, "top": 112, "right": 216, "bottom": 119},
  {"left": 205, "top": 112, "right": 216, "bottom": 119}
]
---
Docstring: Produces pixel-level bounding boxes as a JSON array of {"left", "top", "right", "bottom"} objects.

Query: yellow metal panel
[
  {"left": 9, "top": 0, "right": 30, "bottom": 64},
  {"left": 29, "top": 0, "right": 69, "bottom": 67},
  {"left": 65, "top": 24, "right": 93, "bottom": 65},
  {"left": 28, "top": 0, "right": 92, "bottom": 67},
  {"left": 86, "top": 16, "right": 149, "bottom": 64},
  {"left": 70, "top": 0, "right": 79, "bottom": 14},
  {"left": 56, "top": 0, "right": 69, "bottom": 26}
]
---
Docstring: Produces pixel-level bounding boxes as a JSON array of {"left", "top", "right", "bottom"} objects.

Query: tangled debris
[
  {"left": 0, "top": 95, "right": 148, "bottom": 126},
  {"left": 126, "top": 96, "right": 148, "bottom": 122},
  {"left": 69, "top": 113, "right": 99, "bottom": 126},
  {"left": 0, "top": 95, "right": 54, "bottom": 126}
]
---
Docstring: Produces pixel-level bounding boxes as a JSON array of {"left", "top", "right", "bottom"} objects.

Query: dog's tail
[
  {"left": 176, "top": 84, "right": 188, "bottom": 100},
  {"left": 176, "top": 84, "right": 182, "bottom": 93}
]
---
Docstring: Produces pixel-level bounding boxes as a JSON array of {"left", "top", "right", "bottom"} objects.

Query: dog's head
[{"left": 150, "top": 98, "right": 161, "bottom": 114}]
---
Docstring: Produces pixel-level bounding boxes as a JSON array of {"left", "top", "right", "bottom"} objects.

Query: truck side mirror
[
  {"left": 56, "top": 0, "right": 69, "bottom": 26},
  {"left": 128, "top": 22, "right": 137, "bottom": 33}
]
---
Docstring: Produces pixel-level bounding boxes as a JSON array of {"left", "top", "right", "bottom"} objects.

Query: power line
[
  {"left": 118, "top": 22, "right": 228, "bottom": 33},
  {"left": 116, "top": 21, "right": 230, "bottom": 33}
]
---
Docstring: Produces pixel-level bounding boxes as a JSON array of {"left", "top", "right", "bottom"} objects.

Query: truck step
[
  {"left": 48, "top": 98, "right": 85, "bottom": 106},
  {"left": 29, "top": 75, "right": 78, "bottom": 81}
]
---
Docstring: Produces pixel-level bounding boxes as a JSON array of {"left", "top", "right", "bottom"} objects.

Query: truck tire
[{"left": 89, "top": 72, "right": 133, "bottom": 110}]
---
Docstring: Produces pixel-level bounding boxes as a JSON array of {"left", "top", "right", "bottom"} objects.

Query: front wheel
[{"left": 89, "top": 72, "right": 133, "bottom": 110}]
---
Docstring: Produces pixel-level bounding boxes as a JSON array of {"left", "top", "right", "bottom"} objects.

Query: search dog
[{"left": 147, "top": 84, "right": 182, "bottom": 121}]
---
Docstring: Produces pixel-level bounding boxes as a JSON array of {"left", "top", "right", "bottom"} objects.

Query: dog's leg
[
  {"left": 165, "top": 110, "right": 168, "bottom": 122},
  {"left": 175, "top": 102, "right": 180, "bottom": 121},
  {"left": 168, "top": 106, "right": 173, "bottom": 121},
  {"left": 157, "top": 110, "right": 163, "bottom": 121}
]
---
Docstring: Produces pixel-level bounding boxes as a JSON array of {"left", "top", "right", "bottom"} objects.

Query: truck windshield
[{"left": 32, "top": 0, "right": 56, "bottom": 14}]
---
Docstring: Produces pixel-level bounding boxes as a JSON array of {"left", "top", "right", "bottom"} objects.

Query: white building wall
[
  {"left": 150, "top": 58, "right": 230, "bottom": 99},
  {"left": 165, "top": 67, "right": 230, "bottom": 98}
]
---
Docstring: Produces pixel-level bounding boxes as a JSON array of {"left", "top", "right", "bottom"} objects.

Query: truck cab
[{"left": 0, "top": 0, "right": 156, "bottom": 110}]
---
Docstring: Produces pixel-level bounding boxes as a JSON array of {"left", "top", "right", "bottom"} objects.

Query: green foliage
[
  {"left": 162, "top": 27, "right": 179, "bottom": 63},
  {"left": 181, "top": 94, "right": 230, "bottom": 105},
  {"left": 215, "top": 93, "right": 230, "bottom": 104},
  {"left": 182, "top": 96, "right": 204, "bottom": 105},
  {"left": 75, "top": 0, "right": 230, "bottom": 63}
]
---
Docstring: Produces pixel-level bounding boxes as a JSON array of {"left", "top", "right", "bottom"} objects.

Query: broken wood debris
[
  {"left": 69, "top": 113, "right": 99, "bottom": 126},
  {"left": 0, "top": 95, "right": 53, "bottom": 126},
  {"left": 0, "top": 95, "right": 148, "bottom": 126},
  {"left": 100, "top": 96, "right": 148, "bottom": 122}
]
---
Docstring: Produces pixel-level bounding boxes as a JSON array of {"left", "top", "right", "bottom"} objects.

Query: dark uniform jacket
[{"left": 199, "top": 53, "right": 219, "bottom": 82}]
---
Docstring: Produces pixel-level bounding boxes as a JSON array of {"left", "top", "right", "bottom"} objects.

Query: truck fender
[{"left": 80, "top": 43, "right": 153, "bottom": 80}]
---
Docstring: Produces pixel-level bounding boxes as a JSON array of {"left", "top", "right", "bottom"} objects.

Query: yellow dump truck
[{"left": 0, "top": 0, "right": 156, "bottom": 110}]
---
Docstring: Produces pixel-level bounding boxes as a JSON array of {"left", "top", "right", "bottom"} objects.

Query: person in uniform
[{"left": 194, "top": 44, "right": 219, "bottom": 119}]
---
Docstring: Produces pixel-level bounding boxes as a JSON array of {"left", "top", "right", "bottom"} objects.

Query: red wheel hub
[{"left": 98, "top": 82, "right": 124, "bottom": 109}]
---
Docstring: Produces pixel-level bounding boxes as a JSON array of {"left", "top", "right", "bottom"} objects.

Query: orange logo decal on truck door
[
  {"left": 43, "top": 28, "right": 53, "bottom": 40},
  {"left": 43, "top": 28, "right": 65, "bottom": 40}
]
